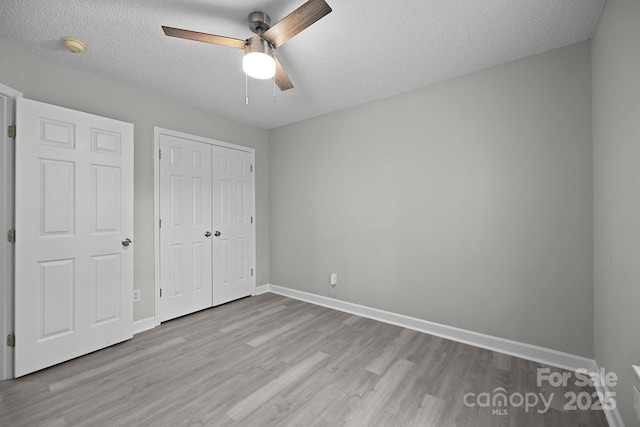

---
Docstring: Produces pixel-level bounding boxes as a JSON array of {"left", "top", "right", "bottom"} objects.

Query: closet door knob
[
  {"left": 214, "top": 231, "right": 221, "bottom": 237},
  {"left": 121, "top": 238, "right": 132, "bottom": 247},
  {"left": 205, "top": 231, "right": 212, "bottom": 237}
]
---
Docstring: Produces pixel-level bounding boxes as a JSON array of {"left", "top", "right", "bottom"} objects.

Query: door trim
[
  {"left": 153, "top": 127, "right": 256, "bottom": 326},
  {"left": 0, "top": 83, "right": 22, "bottom": 380}
]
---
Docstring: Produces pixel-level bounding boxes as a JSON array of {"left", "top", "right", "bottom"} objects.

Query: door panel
[
  {"left": 212, "top": 147, "right": 254, "bottom": 305},
  {"left": 39, "top": 259, "right": 74, "bottom": 338},
  {"left": 15, "top": 98, "right": 133, "bottom": 377},
  {"left": 159, "top": 135, "right": 212, "bottom": 322},
  {"left": 39, "top": 159, "right": 75, "bottom": 234},
  {"left": 92, "top": 165, "right": 121, "bottom": 233},
  {"left": 92, "top": 253, "right": 121, "bottom": 324}
]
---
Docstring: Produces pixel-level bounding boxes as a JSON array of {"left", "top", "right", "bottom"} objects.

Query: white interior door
[
  {"left": 158, "top": 134, "right": 213, "bottom": 322},
  {"left": 212, "top": 146, "right": 254, "bottom": 305},
  {"left": 14, "top": 98, "right": 134, "bottom": 377}
]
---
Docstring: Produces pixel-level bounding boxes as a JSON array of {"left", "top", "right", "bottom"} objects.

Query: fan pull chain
[
  {"left": 245, "top": 73, "right": 249, "bottom": 105},
  {"left": 273, "top": 75, "right": 276, "bottom": 103}
]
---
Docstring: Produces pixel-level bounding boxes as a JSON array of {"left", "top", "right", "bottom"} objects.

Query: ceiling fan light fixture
[{"left": 243, "top": 36, "right": 275, "bottom": 79}]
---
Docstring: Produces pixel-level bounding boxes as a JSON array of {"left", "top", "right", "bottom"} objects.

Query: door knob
[
  {"left": 122, "top": 238, "right": 132, "bottom": 247},
  {"left": 214, "top": 231, "right": 221, "bottom": 237},
  {"left": 205, "top": 231, "right": 211, "bottom": 237}
]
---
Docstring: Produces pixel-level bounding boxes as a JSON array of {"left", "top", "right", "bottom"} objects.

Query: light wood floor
[{"left": 0, "top": 293, "right": 609, "bottom": 426}]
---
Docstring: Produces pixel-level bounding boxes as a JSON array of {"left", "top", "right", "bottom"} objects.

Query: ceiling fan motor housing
[
  {"left": 248, "top": 11, "right": 271, "bottom": 34},
  {"left": 244, "top": 36, "right": 273, "bottom": 57}
]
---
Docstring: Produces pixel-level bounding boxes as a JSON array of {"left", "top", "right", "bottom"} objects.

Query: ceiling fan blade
[
  {"left": 262, "top": 0, "right": 332, "bottom": 49},
  {"left": 274, "top": 56, "right": 294, "bottom": 91},
  {"left": 162, "top": 26, "right": 246, "bottom": 50}
]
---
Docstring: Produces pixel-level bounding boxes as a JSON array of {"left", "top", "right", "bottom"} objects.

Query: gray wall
[
  {"left": 592, "top": 0, "right": 640, "bottom": 424},
  {"left": 0, "top": 38, "right": 269, "bottom": 321},
  {"left": 269, "top": 41, "right": 593, "bottom": 357}
]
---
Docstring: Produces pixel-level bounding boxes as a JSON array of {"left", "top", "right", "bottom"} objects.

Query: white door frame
[
  {"left": 0, "top": 83, "right": 23, "bottom": 380},
  {"left": 153, "top": 127, "right": 256, "bottom": 326}
]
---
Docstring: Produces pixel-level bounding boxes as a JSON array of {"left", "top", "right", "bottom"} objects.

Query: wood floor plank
[
  {"left": 225, "top": 351, "right": 328, "bottom": 421},
  {"left": 365, "top": 328, "right": 417, "bottom": 375},
  {"left": 409, "top": 393, "right": 450, "bottom": 427},
  {"left": 259, "top": 338, "right": 377, "bottom": 426},
  {"left": 282, "top": 368, "right": 379, "bottom": 427},
  {"left": 218, "top": 304, "right": 288, "bottom": 333},
  {"left": 345, "top": 358, "right": 415, "bottom": 426},
  {"left": 48, "top": 336, "right": 186, "bottom": 392},
  {"left": 247, "top": 312, "right": 316, "bottom": 347},
  {"left": 342, "top": 314, "right": 362, "bottom": 326}
]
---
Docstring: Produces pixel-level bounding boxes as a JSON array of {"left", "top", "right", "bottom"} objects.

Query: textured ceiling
[{"left": 0, "top": 0, "right": 605, "bottom": 129}]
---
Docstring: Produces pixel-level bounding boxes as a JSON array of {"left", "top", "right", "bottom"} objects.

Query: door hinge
[
  {"left": 251, "top": 268, "right": 254, "bottom": 276},
  {"left": 7, "top": 125, "right": 16, "bottom": 139},
  {"left": 159, "top": 219, "right": 162, "bottom": 228},
  {"left": 250, "top": 164, "right": 253, "bottom": 172},
  {"left": 7, "top": 334, "right": 15, "bottom": 347},
  {"left": 159, "top": 149, "right": 162, "bottom": 159},
  {"left": 7, "top": 229, "right": 15, "bottom": 243},
  {"left": 160, "top": 288, "right": 162, "bottom": 298},
  {"left": 251, "top": 216, "right": 253, "bottom": 224}
]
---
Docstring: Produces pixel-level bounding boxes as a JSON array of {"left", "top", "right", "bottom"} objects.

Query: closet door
[
  {"left": 159, "top": 135, "right": 213, "bottom": 322},
  {"left": 212, "top": 146, "right": 254, "bottom": 305},
  {"left": 156, "top": 128, "right": 255, "bottom": 322}
]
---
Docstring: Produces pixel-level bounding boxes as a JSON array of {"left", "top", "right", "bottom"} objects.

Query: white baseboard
[
  {"left": 265, "top": 283, "right": 624, "bottom": 424},
  {"left": 254, "top": 284, "right": 270, "bottom": 295},
  {"left": 133, "top": 317, "right": 156, "bottom": 335}
]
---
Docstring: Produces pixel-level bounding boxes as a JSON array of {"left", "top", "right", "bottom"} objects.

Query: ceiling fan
[{"left": 162, "top": 0, "right": 332, "bottom": 91}]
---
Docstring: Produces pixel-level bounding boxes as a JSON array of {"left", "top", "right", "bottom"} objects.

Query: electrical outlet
[
  {"left": 133, "top": 289, "right": 141, "bottom": 302},
  {"left": 635, "top": 386, "right": 640, "bottom": 421},
  {"left": 330, "top": 273, "right": 338, "bottom": 286}
]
